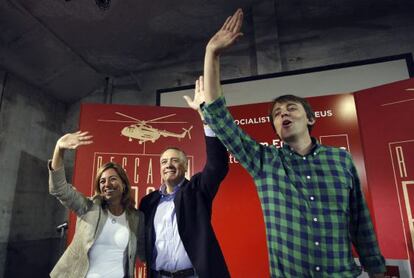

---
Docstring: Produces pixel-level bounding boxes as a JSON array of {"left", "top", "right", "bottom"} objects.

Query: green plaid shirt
[{"left": 203, "top": 96, "right": 385, "bottom": 278}]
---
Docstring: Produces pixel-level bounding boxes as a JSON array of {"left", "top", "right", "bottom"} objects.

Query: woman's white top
[{"left": 86, "top": 210, "right": 130, "bottom": 278}]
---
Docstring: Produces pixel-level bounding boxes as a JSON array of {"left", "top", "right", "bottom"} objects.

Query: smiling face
[
  {"left": 98, "top": 168, "right": 124, "bottom": 204},
  {"left": 160, "top": 148, "right": 187, "bottom": 188},
  {"left": 271, "top": 101, "right": 315, "bottom": 143}
]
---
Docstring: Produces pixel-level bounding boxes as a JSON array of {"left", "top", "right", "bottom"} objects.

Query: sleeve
[
  {"left": 197, "top": 135, "right": 229, "bottom": 200},
  {"left": 48, "top": 160, "right": 91, "bottom": 216},
  {"left": 348, "top": 155, "right": 386, "bottom": 274},
  {"left": 202, "top": 96, "right": 266, "bottom": 177}
]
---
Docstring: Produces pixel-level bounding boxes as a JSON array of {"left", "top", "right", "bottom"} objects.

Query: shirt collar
[
  {"left": 282, "top": 137, "right": 322, "bottom": 156},
  {"left": 159, "top": 178, "right": 185, "bottom": 197}
]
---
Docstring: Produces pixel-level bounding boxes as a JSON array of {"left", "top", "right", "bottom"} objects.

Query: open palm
[
  {"left": 206, "top": 9, "right": 243, "bottom": 55},
  {"left": 57, "top": 131, "right": 93, "bottom": 150},
  {"left": 183, "top": 76, "right": 205, "bottom": 111}
]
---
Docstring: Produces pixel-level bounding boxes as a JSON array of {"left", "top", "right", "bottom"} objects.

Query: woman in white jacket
[{"left": 48, "top": 131, "right": 145, "bottom": 278}]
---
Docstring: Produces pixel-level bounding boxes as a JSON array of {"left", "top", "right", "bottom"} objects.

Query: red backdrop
[
  {"left": 70, "top": 79, "right": 414, "bottom": 277},
  {"left": 355, "top": 78, "right": 414, "bottom": 274}
]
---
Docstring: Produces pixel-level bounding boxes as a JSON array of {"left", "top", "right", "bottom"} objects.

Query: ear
[{"left": 308, "top": 117, "right": 316, "bottom": 126}]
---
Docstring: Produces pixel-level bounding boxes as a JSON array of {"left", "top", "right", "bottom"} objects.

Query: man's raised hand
[{"left": 206, "top": 9, "right": 244, "bottom": 56}]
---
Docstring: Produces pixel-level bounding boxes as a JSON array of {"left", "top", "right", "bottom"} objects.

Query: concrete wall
[{"left": 0, "top": 73, "right": 68, "bottom": 277}]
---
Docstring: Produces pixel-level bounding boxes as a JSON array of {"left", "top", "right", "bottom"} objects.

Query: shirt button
[
  {"left": 315, "top": 241, "right": 320, "bottom": 246},
  {"left": 313, "top": 217, "right": 318, "bottom": 222},
  {"left": 309, "top": 196, "right": 315, "bottom": 201},
  {"left": 313, "top": 152, "right": 317, "bottom": 156},
  {"left": 306, "top": 175, "right": 311, "bottom": 179},
  {"left": 303, "top": 156, "right": 306, "bottom": 160},
  {"left": 315, "top": 266, "right": 321, "bottom": 272}
]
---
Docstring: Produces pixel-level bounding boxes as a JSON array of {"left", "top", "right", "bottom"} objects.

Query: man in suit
[{"left": 139, "top": 78, "right": 230, "bottom": 278}]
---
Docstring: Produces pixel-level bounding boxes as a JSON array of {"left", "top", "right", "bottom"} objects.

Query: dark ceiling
[{"left": 0, "top": 0, "right": 411, "bottom": 102}]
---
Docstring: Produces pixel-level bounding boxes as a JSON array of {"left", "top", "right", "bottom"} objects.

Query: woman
[{"left": 48, "top": 131, "right": 145, "bottom": 278}]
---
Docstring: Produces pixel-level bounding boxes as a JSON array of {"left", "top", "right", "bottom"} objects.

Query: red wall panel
[{"left": 69, "top": 80, "right": 414, "bottom": 276}]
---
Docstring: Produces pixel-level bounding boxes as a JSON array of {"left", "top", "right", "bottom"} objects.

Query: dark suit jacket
[{"left": 139, "top": 136, "right": 230, "bottom": 278}]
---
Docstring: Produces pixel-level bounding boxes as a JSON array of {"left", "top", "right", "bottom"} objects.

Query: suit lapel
[
  {"left": 148, "top": 193, "right": 161, "bottom": 223},
  {"left": 126, "top": 209, "right": 138, "bottom": 268},
  {"left": 146, "top": 193, "right": 161, "bottom": 264},
  {"left": 174, "top": 179, "right": 189, "bottom": 225}
]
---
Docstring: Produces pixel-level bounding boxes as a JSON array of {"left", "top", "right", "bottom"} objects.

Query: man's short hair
[{"left": 268, "top": 94, "right": 315, "bottom": 133}]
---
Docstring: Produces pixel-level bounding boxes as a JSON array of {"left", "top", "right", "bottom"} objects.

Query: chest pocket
[{"left": 319, "top": 169, "right": 352, "bottom": 215}]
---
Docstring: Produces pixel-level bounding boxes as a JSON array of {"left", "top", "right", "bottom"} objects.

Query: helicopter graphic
[{"left": 98, "top": 112, "right": 193, "bottom": 144}]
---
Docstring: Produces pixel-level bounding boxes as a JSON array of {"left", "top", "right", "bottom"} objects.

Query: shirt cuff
[
  {"left": 202, "top": 96, "right": 226, "bottom": 124},
  {"left": 361, "top": 254, "right": 386, "bottom": 274},
  {"left": 203, "top": 125, "right": 216, "bottom": 137},
  {"left": 48, "top": 160, "right": 54, "bottom": 171},
  {"left": 48, "top": 159, "right": 63, "bottom": 172},
  {"left": 203, "top": 96, "right": 226, "bottom": 111}
]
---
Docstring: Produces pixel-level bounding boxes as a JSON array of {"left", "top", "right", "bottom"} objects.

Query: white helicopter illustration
[{"left": 98, "top": 112, "right": 193, "bottom": 144}]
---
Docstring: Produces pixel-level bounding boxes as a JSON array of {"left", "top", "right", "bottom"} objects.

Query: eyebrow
[
  {"left": 273, "top": 103, "right": 298, "bottom": 112},
  {"left": 161, "top": 157, "right": 180, "bottom": 161},
  {"left": 100, "top": 175, "right": 118, "bottom": 180}
]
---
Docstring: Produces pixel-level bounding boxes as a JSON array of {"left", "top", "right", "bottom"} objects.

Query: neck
[
  {"left": 165, "top": 183, "right": 177, "bottom": 194},
  {"left": 164, "top": 179, "right": 183, "bottom": 194},
  {"left": 108, "top": 202, "right": 124, "bottom": 216},
  {"left": 285, "top": 135, "right": 313, "bottom": 156}
]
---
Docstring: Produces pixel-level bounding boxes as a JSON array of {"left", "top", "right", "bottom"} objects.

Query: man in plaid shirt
[{"left": 199, "top": 8, "right": 386, "bottom": 278}]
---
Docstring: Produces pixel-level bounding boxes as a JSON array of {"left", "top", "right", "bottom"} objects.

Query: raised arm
[
  {"left": 184, "top": 76, "right": 228, "bottom": 199},
  {"left": 49, "top": 131, "right": 93, "bottom": 215},
  {"left": 200, "top": 10, "right": 268, "bottom": 178},
  {"left": 204, "top": 8, "right": 243, "bottom": 103}
]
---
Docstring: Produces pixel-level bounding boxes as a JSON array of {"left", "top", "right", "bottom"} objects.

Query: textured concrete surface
[{"left": 0, "top": 74, "right": 67, "bottom": 277}]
